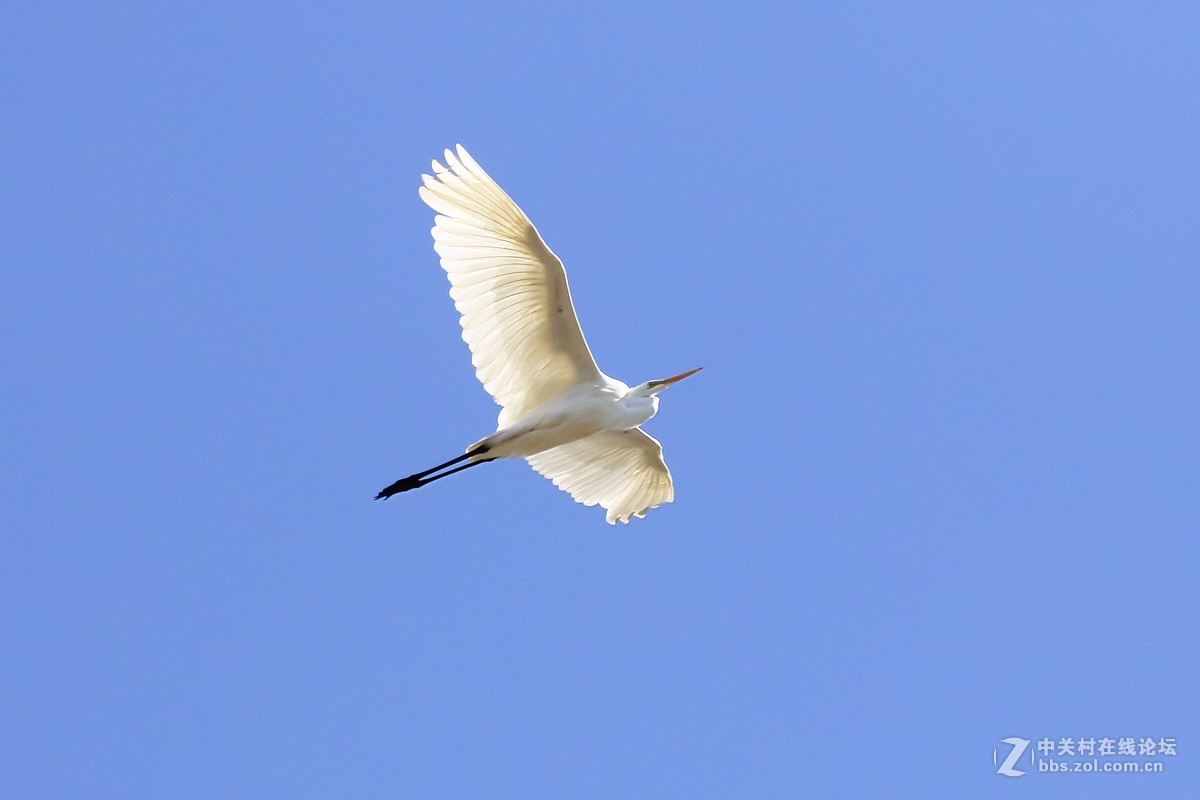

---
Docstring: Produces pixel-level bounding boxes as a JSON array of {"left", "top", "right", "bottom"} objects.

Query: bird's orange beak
[{"left": 656, "top": 367, "right": 703, "bottom": 387}]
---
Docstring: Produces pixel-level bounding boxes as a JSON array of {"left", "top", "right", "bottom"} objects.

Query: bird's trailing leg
[{"left": 374, "top": 447, "right": 494, "bottom": 500}]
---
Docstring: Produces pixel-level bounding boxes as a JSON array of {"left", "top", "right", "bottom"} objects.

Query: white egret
[{"left": 376, "top": 145, "right": 700, "bottom": 523}]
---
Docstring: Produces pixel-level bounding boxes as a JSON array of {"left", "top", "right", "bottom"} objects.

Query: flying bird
[{"left": 376, "top": 145, "right": 700, "bottom": 523}]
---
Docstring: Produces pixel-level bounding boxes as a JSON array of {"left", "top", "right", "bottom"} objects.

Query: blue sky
[{"left": 3, "top": 1, "right": 1198, "bottom": 797}]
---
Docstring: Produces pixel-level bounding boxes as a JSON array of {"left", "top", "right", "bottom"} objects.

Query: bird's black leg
[{"left": 375, "top": 447, "right": 493, "bottom": 500}]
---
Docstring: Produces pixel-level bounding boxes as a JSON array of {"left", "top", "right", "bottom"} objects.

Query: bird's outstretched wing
[
  {"left": 419, "top": 145, "right": 603, "bottom": 425},
  {"left": 525, "top": 428, "right": 674, "bottom": 524}
]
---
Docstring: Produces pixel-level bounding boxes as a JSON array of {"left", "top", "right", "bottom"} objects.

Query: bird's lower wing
[
  {"left": 525, "top": 428, "right": 674, "bottom": 524},
  {"left": 418, "top": 146, "right": 604, "bottom": 425}
]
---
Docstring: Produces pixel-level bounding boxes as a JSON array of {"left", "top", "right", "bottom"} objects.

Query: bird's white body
[
  {"left": 379, "top": 145, "right": 698, "bottom": 523},
  {"left": 471, "top": 376, "right": 653, "bottom": 460}
]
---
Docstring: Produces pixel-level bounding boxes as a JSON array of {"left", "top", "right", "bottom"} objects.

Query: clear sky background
[{"left": 3, "top": 1, "right": 1197, "bottom": 797}]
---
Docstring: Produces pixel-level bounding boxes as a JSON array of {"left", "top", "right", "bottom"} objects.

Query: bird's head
[{"left": 631, "top": 367, "right": 703, "bottom": 398}]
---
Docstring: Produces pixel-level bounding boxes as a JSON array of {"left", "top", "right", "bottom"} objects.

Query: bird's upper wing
[
  {"left": 525, "top": 428, "right": 674, "bottom": 524},
  {"left": 418, "top": 145, "right": 603, "bottom": 424}
]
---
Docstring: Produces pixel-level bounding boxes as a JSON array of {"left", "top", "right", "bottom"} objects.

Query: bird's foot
[{"left": 374, "top": 475, "right": 425, "bottom": 500}]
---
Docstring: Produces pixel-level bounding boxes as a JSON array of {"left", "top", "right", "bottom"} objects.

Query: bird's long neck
[{"left": 619, "top": 390, "right": 659, "bottom": 428}]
